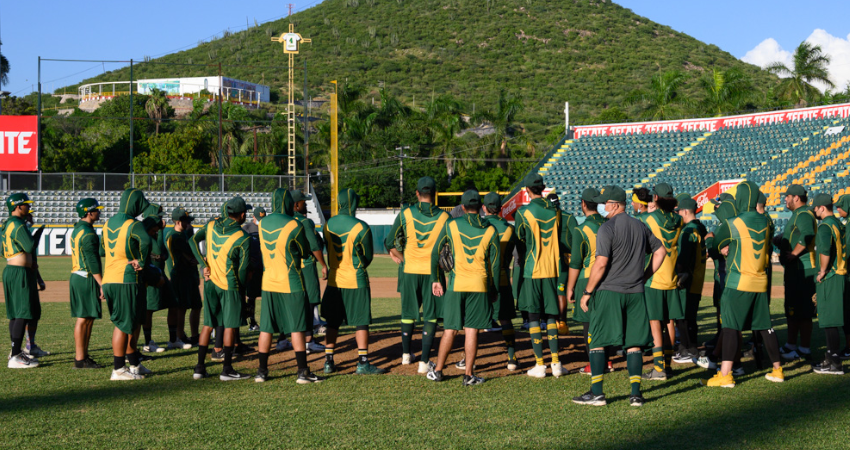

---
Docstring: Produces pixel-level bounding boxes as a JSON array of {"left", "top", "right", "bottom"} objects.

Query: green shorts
[
  {"left": 443, "top": 291, "right": 493, "bottom": 330},
  {"left": 517, "top": 277, "right": 559, "bottom": 316},
  {"left": 784, "top": 270, "right": 817, "bottom": 319},
  {"left": 492, "top": 285, "right": 516, "bottom": 321},
  {"left": 645, "top": 287, "right": 684, "bottom": 321},
  {"left": 587, "top": 290, "right": 651, "bottom": 349},
  {"left": 261, "top": 291, "right": 310, "bottom": 334},
  {"left": 303, "top": 265, "right": 322, "bottom": 306},
  {"left": 103, "top": 283, "right": 146, "bottom": 335},
  {"left": 719, "top": 288, "right": 772, "bottom": 331},
  {"left": 816, "top": 275, "right": 845, "bottom": 328},
  {"left": 572, "top": 278, "right": 591, "bottom": 323},
  {"left": 322, "top": 285, "right": 372, "bottom": 328},
  {"left": 146, "top": 277, "right": 174, "bottom": 311},
  {"left": 70, "top": 273, "right": 101, "bottom": 319},
  {"left": 2, "top": 266, "right": 40, "bottom": 321},
  {"left": 400, "top": 273, "right": 443, "bottom": 322},
  {"left": 203, "top": 281, "right": 243, "bottom": 329},
  {"left": 171, "top": 272, "right": 202, "bottom": 310}
]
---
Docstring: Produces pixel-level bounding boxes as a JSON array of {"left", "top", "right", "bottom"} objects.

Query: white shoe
[
  {"left": 551, "top": 362, "right": 567, "bottom": 378},
  {"left": 507, "top": 360, "right": 518, "bottom": 371},
  {"left": 276, "top": 339, "right": 293, "bottom": 351},
  {"left": 144, "top": 341, "right": 166, "bottom": 353},
  {"left": 402, "top": 353, "right": 416, "bottom": 365},
  {"left": 111, "top": 366, "right": 143, "bottom": 380},
  {"left": 696, "top": 356, "right": 718, "bottom": 370},
  {"left": 130, "top": 364, "right": 152, "bottom": 376},
  {"left": 168, "top": 339, "right": 192, "bottom": 350},
  {"left": 418, "top": 361, "right": 435, "bottom": 374},
  {"left": 306, "top": 341, "right": 326, "bottom": 354},
  {"left": 25, "top": 344, "right": 50, "bottom": 358},
  {"left": 8, "top": 353, "right": 39, "bottom": 369},
  {"left": 527, "top": 364, "right": 547, "bottom": 378}
]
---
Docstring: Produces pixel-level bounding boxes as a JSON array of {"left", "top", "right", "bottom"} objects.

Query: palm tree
[
  {"left": 766, "top": 41, "right": 834, "bottom": 107},
  {"left": 144, "top": 88, "right": 169, "bottom": 135},
  {"left": 626, "top": 70, "right": 689, "bottom": 120},
  {"left": 0, "top": 40, "right": 9, "bottom": 86},
  {"left": 425, "top": 94, "right": 467, "bottom": 180},
  {"left": 697, "top": 68, "right": 753, "bottom": 116},
  {"left": 472, "top": 89, "right": 524, "bottom": 170}
]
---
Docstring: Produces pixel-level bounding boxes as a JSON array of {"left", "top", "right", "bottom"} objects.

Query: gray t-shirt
[{"left": 595, "top": 212, "right": 662, "bottom": 294}]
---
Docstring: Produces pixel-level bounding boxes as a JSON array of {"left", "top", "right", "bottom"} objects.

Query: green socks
[
  {"left": 590, "top": 349, "right": 605, "bottom": 395},
  {"left": 421, "top": 321, "right": 437, "bottom": 362},
  {"left": 546, "top": 320, "right": 560, "bottom": 364},
  {"left": 529, "top": 321, "right": 544, "bottom": 365},
  {"left": 653, "top": 346, "right": 664, "bottom": 372},
  {"left": 627, "top": 350, "right": 642, "bottom": 396},
  {"left": 401, "top": 321, "right": 415, "bottom": 355},
  {"left": 502, "top": 327, "right": 516, "bottom": 361},
  {"left": 663, "top": 345, "right": 673, "bottom": 371}
]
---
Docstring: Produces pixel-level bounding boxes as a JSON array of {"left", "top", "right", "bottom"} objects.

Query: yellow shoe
[
  {"left": 765, "top": 367, "right": 784, "bottom": 383},
  {"left": 701, "top": 372, "right": 735, "bottom": 388},
  {"left": 557, "top": 321, "right": 570, "bottom": 336}
]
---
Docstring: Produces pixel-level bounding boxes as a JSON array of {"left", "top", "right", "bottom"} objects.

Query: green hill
[{"left": 68, "top": 0, "right": 775, "bottom": 127}]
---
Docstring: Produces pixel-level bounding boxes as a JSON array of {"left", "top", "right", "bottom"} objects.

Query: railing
[{"left": 0, "top": 172, "right": 310, "bottom": 194}]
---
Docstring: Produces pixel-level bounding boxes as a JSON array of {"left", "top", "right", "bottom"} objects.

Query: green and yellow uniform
[
  {"left": 485, "top": 214, "right": 518, "bottom": 321},
  {"left": 2, "top": 215, "right": 40, "bottom": 321},
  {"left": 570, "top": 214, "right": 606, "bottom": 323},
  {"left": 678, "top": 219, "right": 707, "bottom": 326},
  {"left": 641, "top": 209, "right": 684, "bottom": 321},
  {"left": 101, "top": 189, "right": 151, "bottom": 335},
  {"left": 70, "top": 219, "right": 102, "bottom": 319},
  {"left": 780, "top": 205, "right": 818, "bottom": 319},
  {"left": 707, "top": 200, "right": 738, "bottom": 312},
  {"left": 714, "top": 184, "right": 773, "bottom": 331},
  {"left": 433, "top": 213, "right": 500, "bottom": 330},
  {"left": 259, "top": 189, "right": 312, "bottom": 334},
  {"left": 165, "top": 226, "right": 202, "bottom": 310},
  {"left": 841, "top": 195, "right": 850, "bottom": 331},
  {"left": 322, "top": 189, "right": 374, "bottom": 328},
  {"left": 295, "top": 209, "right": 324, "bottom": 306},
  {"left": 143, "top": 204, "right": 173, "bottom": 312},
  {"left": 190, "top": 215, "right": 251, "bottom": 330},
  {"left": 815, "top": 215, "right": 847, "bottom": 328}
]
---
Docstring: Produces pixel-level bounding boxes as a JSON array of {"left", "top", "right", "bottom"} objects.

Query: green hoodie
[
  {"left": 706, "top": 199, "right": 737, "bottom": 286},
  {"left": 643, "top": 208, "right": 683, "bottom": 290},
  {"left": 102, "top": 188, "right": 152, "bottom": 284},
  {"left": 141, "top": 203, "right": 169, "bottom": 270},
  {"left": 433, "top": 213, "right": 500, "bottom": 293},
  {"left": 258, "top": 189, "right": 311, "bottom": 293},
  {"left": 190, "top": 202, "right": 251, "bottom": 291},
  {"left": 385, "top": 201, "right": 451, "bottom": 276},
  {"left": 714, "top": 181, "right": 772, "bottom": 293},
  {"left": 324, "top": 189, "right": 373, "bottom": 289}
]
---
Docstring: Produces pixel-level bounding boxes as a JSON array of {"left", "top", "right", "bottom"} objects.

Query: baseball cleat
[
  {"left": 462, "top": 374, "right": 485, "bottom": 386},
  {"left": 629, "top": 395, "right": 646, "bottom": 407},
  {"left": 219, "top": 369, "right": 251, "bottom": 381},
  {"left": 527, "top": 364, "right": 547, "bottom": 378},
  {"left": 355, "top": 362, "right": 386, "bottom": 375},
  {"left": 551, "top": 362, "right": 567, "bottom": 378},
  {"left": 426, "top": 369, "right": 444, "bottom": 382},
  {"left": 255, "top": 369, "right": 268, "bottom": 383},
  {"left": 812, "top": 361, "right": 844, "bottom": 375},
  {"left": 418, "top": 360, "right": 436, "bottom": 374},
  {"left": 8, "top": 353, "right": 39, "bottom": 369},
  {"left": 401, "top": 353, "right": 416, "bottom": 365},
  {"left": 111, "top": 366, "right": 143, "bottom": 380},
  {"left": 572, "top": 391, "right": 607, "bottom": 406},
  {"left": 193, "top": 365, "right": 209, "bottom": 380},
  {"left": 130, "top": 364, "right": 152, "bottom": 376},
  {"left": 144, "top": 341, "right": 166, "bottom": 353},
  {"left": 296, "top": 369, "right": 326, "bottom": 384}
]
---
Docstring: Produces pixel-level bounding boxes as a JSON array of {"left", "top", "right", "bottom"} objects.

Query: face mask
[{"left": 597, "top": 203, "right": 609, "bottom": 218}]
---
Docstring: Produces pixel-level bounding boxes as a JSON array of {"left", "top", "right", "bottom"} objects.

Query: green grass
[{"left": 1, "top": 295, "right": 848, "bottom": 449}]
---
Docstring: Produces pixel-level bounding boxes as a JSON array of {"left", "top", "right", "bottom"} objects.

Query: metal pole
[
  {"left": 218, "top": 65, "right": 224, "bottom": 192},
  {"left": 398, "top": 146, "right": 403, "bottom": 207},
  {"left": 303, "top": 59, "right": 309, "bottom": 192},
  {"left": 129, "top": 59, "right": 134, "bottom": 180},
  {"left": 37, "top": 57, "right": 42, "bottom": 179}
]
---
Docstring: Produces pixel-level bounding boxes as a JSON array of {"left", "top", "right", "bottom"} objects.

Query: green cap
[
  {"left": 290, "top": 191, "right": 311, "bottom": 203},
  {"left": 416, "top": 177, "right": 437, "bottom": 195},
  {"left": 678, "top": 197, "right": 697, "bottom": 212},
  {"left": 581, "top": 188, "right": 600, "bottom": 202},
  {"left": 836, "top": 194, "right": 850, "bottom": 214},
  {"left": 812, "top": 193, "right": 833, "bottom": 208},
  {"left": 171, "top": 207, "right": 194, "bottom": 222},
  {"left": 757, "top": 191, "right": 767, "bottom": 205},
  {"left": 483, "top": 192, "right": 502, "bottom": 210},
  {"left": 142, "top": 216, "right": 162, "bottom": 231},
  {"left": 784, "top": 184, "right": 807, "bottom": 198},
  {"left": 75, "top": 198, "right": 103, "bottom": 218},
  {"left": 651, "top": 182, "right": 674, "bottom": 199},
  {"left": 525, "top": 173, "right": 545, "bottom": 189},
  {"left": 6, "top": 193, "right": 33, "bottom": 213},
  {"left": 675, "top": 192, "right": 691, "bottom": 203},
  {"left": 254, "top": 206, "right": 267, "bottom": 217},
  {"left": 225, "top": 196, "right": 252, "bottom": 215},
  {"left": 710, "top": 192, "right": 735, "bottom": 205},
  {"left": 461, "top": 190, "right": 481, "bottom": 208},
  {"left": 145, "top": 203, "right": 166, "bottom": 219},
  {"left": 593, "top": 185, "right": 627, "bottom": 203}
]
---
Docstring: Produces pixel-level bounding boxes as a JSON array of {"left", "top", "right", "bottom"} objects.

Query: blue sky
[{"left": 2, "top": 0, "right": 850, "bottom": 96}]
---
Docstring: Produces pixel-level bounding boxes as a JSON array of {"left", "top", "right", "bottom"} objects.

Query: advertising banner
[
  {"left": 694, "top": 179, "right": 743, "bottom": 213},
  {"left": 0, "top": 115, "right": 38, "bottom": 171},
  {"left": 500, "top": 187, "right": 554, "bottom": 221}
]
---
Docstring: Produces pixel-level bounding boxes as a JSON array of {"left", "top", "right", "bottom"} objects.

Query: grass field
[{"left": 1, "top": 293, "right": 849, "bottom": 449}]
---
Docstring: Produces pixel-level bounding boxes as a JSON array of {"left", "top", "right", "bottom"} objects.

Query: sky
[{"left": 2, "top": 0, "right": 850, "bottom": 96}]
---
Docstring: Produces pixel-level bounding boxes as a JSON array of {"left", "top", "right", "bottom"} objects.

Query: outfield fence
[{"left": 0, "top": 172, "right": 310, "bottom": 193}]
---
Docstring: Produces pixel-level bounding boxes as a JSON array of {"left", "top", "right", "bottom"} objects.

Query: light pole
[{"left": 394, "top": 146, "right": 410, "bottom": 207}]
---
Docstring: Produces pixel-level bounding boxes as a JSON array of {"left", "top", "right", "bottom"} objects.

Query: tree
[
  {"left": 144, "top": 88, "right": 171, "bottom": 135},
  {"left": 0, "top": 40, "right": 9, "bottom": 86},
  {"left": 626, "top": 70, "right": 689, "bottom": 120},
  {"left": 697, "top": 68, "right": 753, "bottom": 116},
  {"left": 424, "top": 94, "right": 467, "bottom": 180},
  {"left": 133, "top": 128, "right": 214, "bottom": 190},
  {"left": 472, "top": 89, "right": 525, "bottom": 170},
  {"left": 766, "top": 41, "right": 834, "bottom": 107}
]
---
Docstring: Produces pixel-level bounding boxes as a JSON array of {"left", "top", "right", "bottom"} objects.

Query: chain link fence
[{"left": 0, "top": 172, "right": 309, "bottom": 193}]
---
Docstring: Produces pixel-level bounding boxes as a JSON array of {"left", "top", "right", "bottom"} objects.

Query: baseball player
[
  {"left": 385, "top": 177, "right": 451, "bottom": 373},
  {"left": 322, "top": 189, "right": 384, "bottom": 375},
  {"left": 70, "top": 198, "right": 105, "bottom": 369},
  {"left": 811, "top": 193, "right": 846, "bottom": 375},
  {"left": 549, "top": 193, "right": 578, "bottom": 336},
  {"left": 242, "top": 206, "right": 265, "bottom": 332},
  {"left": 672, "top": 196, "right": 707, "bottom": 364},
  {"left": 427, "top": 190, "right": 500, "bottom": 385},
  {"left": 292, "top": 190, "right": 328, "bottom": 353},
  {"left": 833, "top": 195, "right": 850, "bottom": 360},
  {"left": 164, "top": 207, "right": 199, "bottom": 350},
  {"left": 141, "top": 203, "right": 170, "bottom": 354},
  {"left": 190, "top": 197, "right": 253, "bottom": 381}
]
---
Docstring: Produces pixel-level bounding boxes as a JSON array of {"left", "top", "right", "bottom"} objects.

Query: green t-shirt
[
  {"left": 781, "top": 206, "right": 817, "bottom": 272},
  {"left": 816, "top": 215, "right": 847, "bottom": 279}
]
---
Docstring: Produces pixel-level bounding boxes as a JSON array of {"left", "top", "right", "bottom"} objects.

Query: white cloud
[{"left": 741, "top": 29, "right": 850, "bottom": 92}]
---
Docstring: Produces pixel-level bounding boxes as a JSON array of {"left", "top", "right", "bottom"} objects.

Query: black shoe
[
  {"left": 219, "top": 368, "right": 251, "bottom": 381},
  {"left": 211, "top": 351, "right": 225, "bottom": 362},
  {"left": 642, "top": 369, "right": 667, "bottom": 381},
  {"left": 82, "top": 357, "right": 102, "bottom": 369},
  {"left": 193, "top": 365, "right": 208, "bottom": 380},
  {"left": 190, "top": 336, "right": 199, "bottom": 347},
  {"left": 572, "top": 391, "right": 607, "bottom": 406},
  {"left": 839, "top": 347, "right": 850, "bottom": 361},
  {"left": 813, "top": 360, "right": 845, "bottom": 375},
  {"left": 426, "top": 369, "right": 444, "bottom": 382},
  {"left": 462, "top": 374, "right": 485, "bottom": 386},
  {"left": 138, "top": 353, "right": 153, "bottom": 362},
  {"left": 234, "top": 344, "right": 253, "bottom": 356},
  {"left": 323, "top": 359, "right": 336, "bottom": 374},
  {"left": 296, "top": 369, "right": 326, "bottom": 384},
  {"left": 629, "top": 395, "right": 646, "bottom": 407},
  {"left": 255, "top": 368, "right": 268, "bottom": 383}
]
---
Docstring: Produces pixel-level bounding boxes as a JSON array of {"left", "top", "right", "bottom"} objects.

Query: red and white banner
[
  {"left": 500, "top": 187, "right": 554, "bottom": 221},
  {"left": 693, "top": 179, "right": 742, "bottom": 213},
  {"left": 574, "top": 102, "right": 850, "bottom": 139},
  {"left": 0, "top": 116, "right": 39, "bottom": 171}
]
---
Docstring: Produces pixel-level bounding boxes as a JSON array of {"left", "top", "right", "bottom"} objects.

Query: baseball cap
[
  {"left": 416, "top": 177, "right": 437, "bottom": 195},
  {"left": 146, "top": 203, "right": 166, "bottom": 218},
  {"left": 812, "top": 193, "right": 833, "bottom": 208},
  {"left": 784, "top": 184, "right": 807, "bottom": 197},
  {"left": 524, "top": 173, "right": 545, "bottom": 189},
  {"left": 76, "top": 198, "right": 103, "bottom": 218},
  {"left": 757, "top": 191, "right": 767, "bottom": 205},
  {"left": 678, "top": 197, "right": 697, "bottom": 212},
  {"left": 6, "top": 193, "right": 33, "bottom": 213},
  {"left": 675, "top": 192, "right": 691, "bottom": 203},
  {"left": 710, "top": 192, "right": 735, "bottom": 206},
  {"left": 651, "top": 182, "right": 674, "bottom": 199},
  {"left": 461, "top": 190, "right": 481, "bottom": 208},
  {"left": 483, "top": 192, "right": 502, "bottom": 210},
  {"left": 593, "top": 185, "right": 627, "bottom": 203},
  {"left": 581, "top": 188, "right": 600, "bottom": 202},
  {"left": 142, "top": 216, "right": 162, "bottom": 231},
  {"left": 171, "top": 207, "right": 195, "bottom": 222},
  {"left": 254, "top": 206, "right": 267, "bottom": 217},
  {"left": 837, "top": 194, "right": 850, "bottom": 213},
  {"left": 225, "top": 196, "right": 252, "bottom": 215},
  {"left": 290, "top": 191, "right": 311, "bottom": 203}
]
